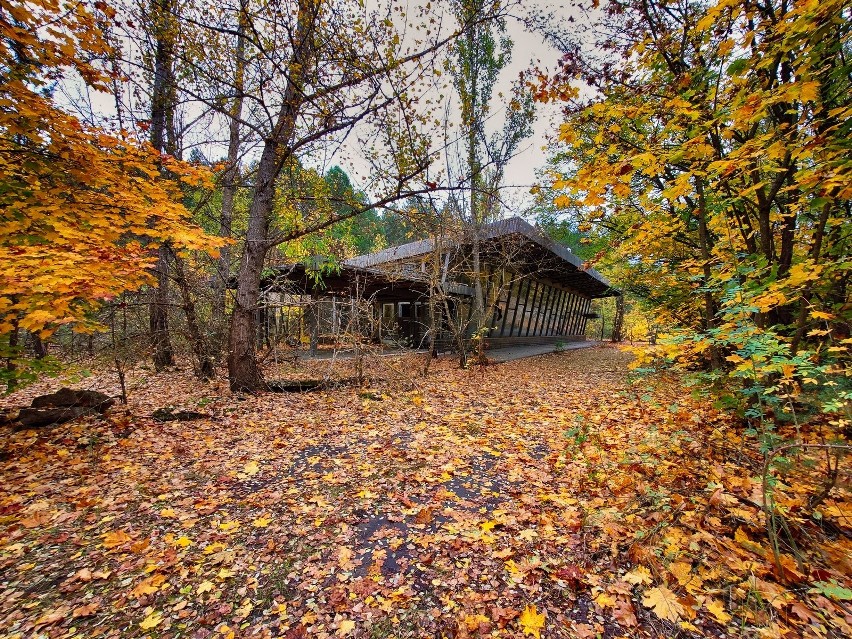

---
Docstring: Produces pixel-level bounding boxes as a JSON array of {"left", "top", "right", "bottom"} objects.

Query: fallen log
[
  {"left": 30, "top": 388, "right": 114, "bottom": 411},
  {"left": 13, "top": 407, "right": 97, "bottom": 429}
]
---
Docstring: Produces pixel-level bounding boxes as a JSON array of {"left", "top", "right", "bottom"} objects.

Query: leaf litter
[{"left": 0, "top": 346, "right": 849, "bottom": 638}]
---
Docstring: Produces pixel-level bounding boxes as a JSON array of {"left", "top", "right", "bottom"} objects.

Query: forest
[{"left": 1, "top": 0, "right": 850, "bottom": 637}]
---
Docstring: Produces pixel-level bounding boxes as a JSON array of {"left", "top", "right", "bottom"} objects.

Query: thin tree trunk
[
  {"left": 6, "top": 318, "right": 19, "bottom": 392},
  {"left": 150, "top": 246, "right": 174, "bottom": 371},
  {"left": 31, "top": 333, "right": 47, "bottom": 359},
  {"left": 172, "top": 250, "right": 214, "bottom": 380},
  {"left": 308, "top": 290, "right": 319, "bottom": 358},
  {"left": 213, "top": 8, "right": 247, "bottom": 358},
  {"left": 611, "top": 294, "right": 625, "bottom": 343},
  {"left": 148, "top": 0, "right": 178, "bottom": 371},
  {"left": 695, "top": 177, "right": 722, "bottom": 370}
]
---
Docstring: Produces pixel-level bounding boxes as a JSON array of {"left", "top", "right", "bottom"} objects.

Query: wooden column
[
  {"left": 549, "top": 289, "right": 566, "bottom": 335},
  {"left": 569, "top": 295, "right": 583, "bottom": 335},
  {"left": 499, "top": 278, "right": 518, "bottom": 337},
  {"left": 524, "top": 281, "right": 540, "bottom": 336},
  {"left": 579, "top": 298, "right": 593, "bottom": 335},
  {"left": 510, "top": 278, "right": 529, "bottom": 336}
]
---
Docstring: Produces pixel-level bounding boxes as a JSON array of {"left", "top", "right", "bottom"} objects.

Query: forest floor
[{"left": 1, "top": 346, "right": 850, "bottom": 639}]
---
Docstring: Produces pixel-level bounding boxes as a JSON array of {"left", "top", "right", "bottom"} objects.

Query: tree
[
  {"left": 146, "top": 0, "right": 180, "bottom": 371},
  {"left": 547, "top": 0, "right": 851, "bottom": 375},
  {"left": 0, "top": 0, "right": 217, "bottom": 388},
  {"left": 212, "top": 2, "right": 248, "bottom": 359},
  {"left": 446, "top": 0, "right": 534, "bottom": 335},
  {"left": 196, "top": 0, "right": 501, "bottom": 391}
]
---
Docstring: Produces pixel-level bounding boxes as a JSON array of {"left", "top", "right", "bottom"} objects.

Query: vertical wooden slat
[
  {"left": 510, "top": 278, "right": 528, "bottom": 336},
  {"left": 535, "top": 284, "right": 553, "bottom": 336},
  {"left": 553, "top": 288, "right": 567, "bottom": 335},
  {"left": 524, "top": 281, "right": 541, "bottom": 336},
  {"left": 515, "top": 279, "right": 533, "bottom": 337},
  {"left": 557, "top": 290, "right": 571, "bottom": 334},
  {"left": 579, "top": 298, "right": 593, "bottom": 335},
  {"left": 540, "top": 285, "right": 555, "bottom": 336},
  {"left": 560, "top": 293, "right": 573, "bottom": 334},
  {"left": 573, "top": 297, "right": 588, "bottom": 335},
  {"left": 549, "top": 289, "right": 566, "bottom": 335},
  {"left": 499, "top": 277, "right": 517, "bottom": 337},
  {"left": 530, "top": 284, "right": 546, "bottom": 336},
  {"left": 557, "top": 293, "right": 572, "bottom": 334},
  {"left": 568, "top": 294, "right": 581, "bottom": 334}
]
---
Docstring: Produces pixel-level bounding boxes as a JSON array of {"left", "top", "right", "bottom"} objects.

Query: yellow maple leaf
[
  {"left": 160, "top": 508, "right": 177, "bottom": 518},
  {"left": 338, "top": 619, "right": 356, "bottom": 635},
  {"left": 252, "top": 515, "right": 272, "bottom": 528},
  {"left": 518, "top": 604, "right": 545, "bottom": 638},
  {"left": 139, "top": 611, "right": 163, "bottom": 630},
  {"left": 174, "top": 535, "right": 192, "bottom": 548},
  {"left": 197, "top": 580, "right": 215, "bottom": 595},
  {"left": 131, "top": 574, "right": 166, "bottom": 598},
  {"left": 593, "top": 591, "right": 616, "bottom": 608},
  {"left": 705, "top": 599, "right": 732, "bottom": 624},
  {"left": 243, "top": 461, "right": 260, "bottom": 475},
  {"left": 218, "top": 520, "right": 240, "bottom": 533},
  {"left": 642, "top": 586, "right": 685, "bottom": 622},
  {"left": 624, "top": 565, "right": 653, "bottom": 585},
  {"left": 103, "top": 530, "right": 132, "bottom": 549},
  {"left": 464, "top": 613, "right": 490, "bottom": 630}
]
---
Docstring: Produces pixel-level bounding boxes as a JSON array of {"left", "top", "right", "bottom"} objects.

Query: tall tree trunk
[
  {"left": 227, "top": 142, "right": 277, "bottom": 391},
  {"left": 148, "top": 0, "right": 178, "bottom": 371},
  {"left": 695, "top": 176, "right": 722, "bottom": 370},
  {"left": 213, "top": 7, "right": 247, "bottom": 358},
  {"left": 227, "top": 0, "right": 315, "bottom": 392},
  {"left": 611, "top": 294, "right": 625, "bottom": 343},
  {"left": 150, "top": 246, "right": 174, "bottom": 371},
  {"left": 171, "top": 250, "right": 214, "bottom": 380}
]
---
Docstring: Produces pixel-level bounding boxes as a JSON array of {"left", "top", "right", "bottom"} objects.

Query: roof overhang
[{"left": 345, "top": 216, "right": 619, "bottom": 298}]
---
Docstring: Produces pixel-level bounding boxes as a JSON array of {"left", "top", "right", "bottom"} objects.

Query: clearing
[{"left": 1, "top": 346, "right": 850, "bottom": 638}]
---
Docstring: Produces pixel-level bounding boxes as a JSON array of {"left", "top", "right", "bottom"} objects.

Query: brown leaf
[
  {"left": 72, "top": 601, "right": 100, "bottom": 618},
  {"left": 414, "top": 507, "right": 433, "bottom": 524},
  {"left": 613, "top": 598, "right": 638, "bottom": 627}
]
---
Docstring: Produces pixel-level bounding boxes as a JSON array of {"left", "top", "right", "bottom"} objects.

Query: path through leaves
[{"left": 1, "top": 347, "right": 849, "bottom": 638}]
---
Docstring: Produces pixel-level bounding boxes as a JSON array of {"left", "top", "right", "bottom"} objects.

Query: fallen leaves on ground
[{"left": 0, "top": 346, "right": 849, "bottom": 637}]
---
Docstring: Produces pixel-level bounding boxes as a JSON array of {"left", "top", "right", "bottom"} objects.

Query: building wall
[{"left": 486, "top": 273, "right": 592, "bottom": 339}]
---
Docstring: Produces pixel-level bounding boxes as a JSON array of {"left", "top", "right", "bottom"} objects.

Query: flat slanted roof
[{"left": 345, "top": 216, "right": 618, "bottom": 298}]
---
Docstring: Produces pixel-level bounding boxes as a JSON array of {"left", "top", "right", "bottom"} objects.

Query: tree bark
[
  {"left": 227, "top": 141, "right": 277, "bottom": 391},
  {"left": 171, "top": 249, "right": 214, "bottom": 380},
  {"left": 148, "top": 0, "right": 178, "bottom": 371},
  {"left": 611, "top": 294, "right": 625, "bottom": 343},
  {"left": 227, "top": 1, "right": 315, "bottom": 392},
  {"left": 213, "top": 7, "right": 247, "bottom": 358},
  {"left": 150, "top": 246, "right": 174, "bottom": 371},
  {"left": 695, "top": 176, "right": 722, "bottom": 370}
]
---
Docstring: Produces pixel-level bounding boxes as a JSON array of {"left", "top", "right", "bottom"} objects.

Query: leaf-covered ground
[{"left": 1, "top": 346, "right": 850, "bottom": 638}]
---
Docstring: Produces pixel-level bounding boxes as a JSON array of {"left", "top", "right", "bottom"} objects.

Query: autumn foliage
[{"left": 0, "top": 0, "right": 215, "bottom": 342}]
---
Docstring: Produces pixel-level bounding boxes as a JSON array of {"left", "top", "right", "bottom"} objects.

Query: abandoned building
[{"left": 257, "top": 216, "right": 618, "bottom": 352}]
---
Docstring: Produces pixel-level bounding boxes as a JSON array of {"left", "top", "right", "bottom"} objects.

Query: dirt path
[{"left": 1, "top": 346, "right": 849, "bottom": 638}]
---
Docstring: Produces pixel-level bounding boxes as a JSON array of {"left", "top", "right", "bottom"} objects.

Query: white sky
[{"left": 62, "top": 1, "right": 583, "bottom": 215}]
